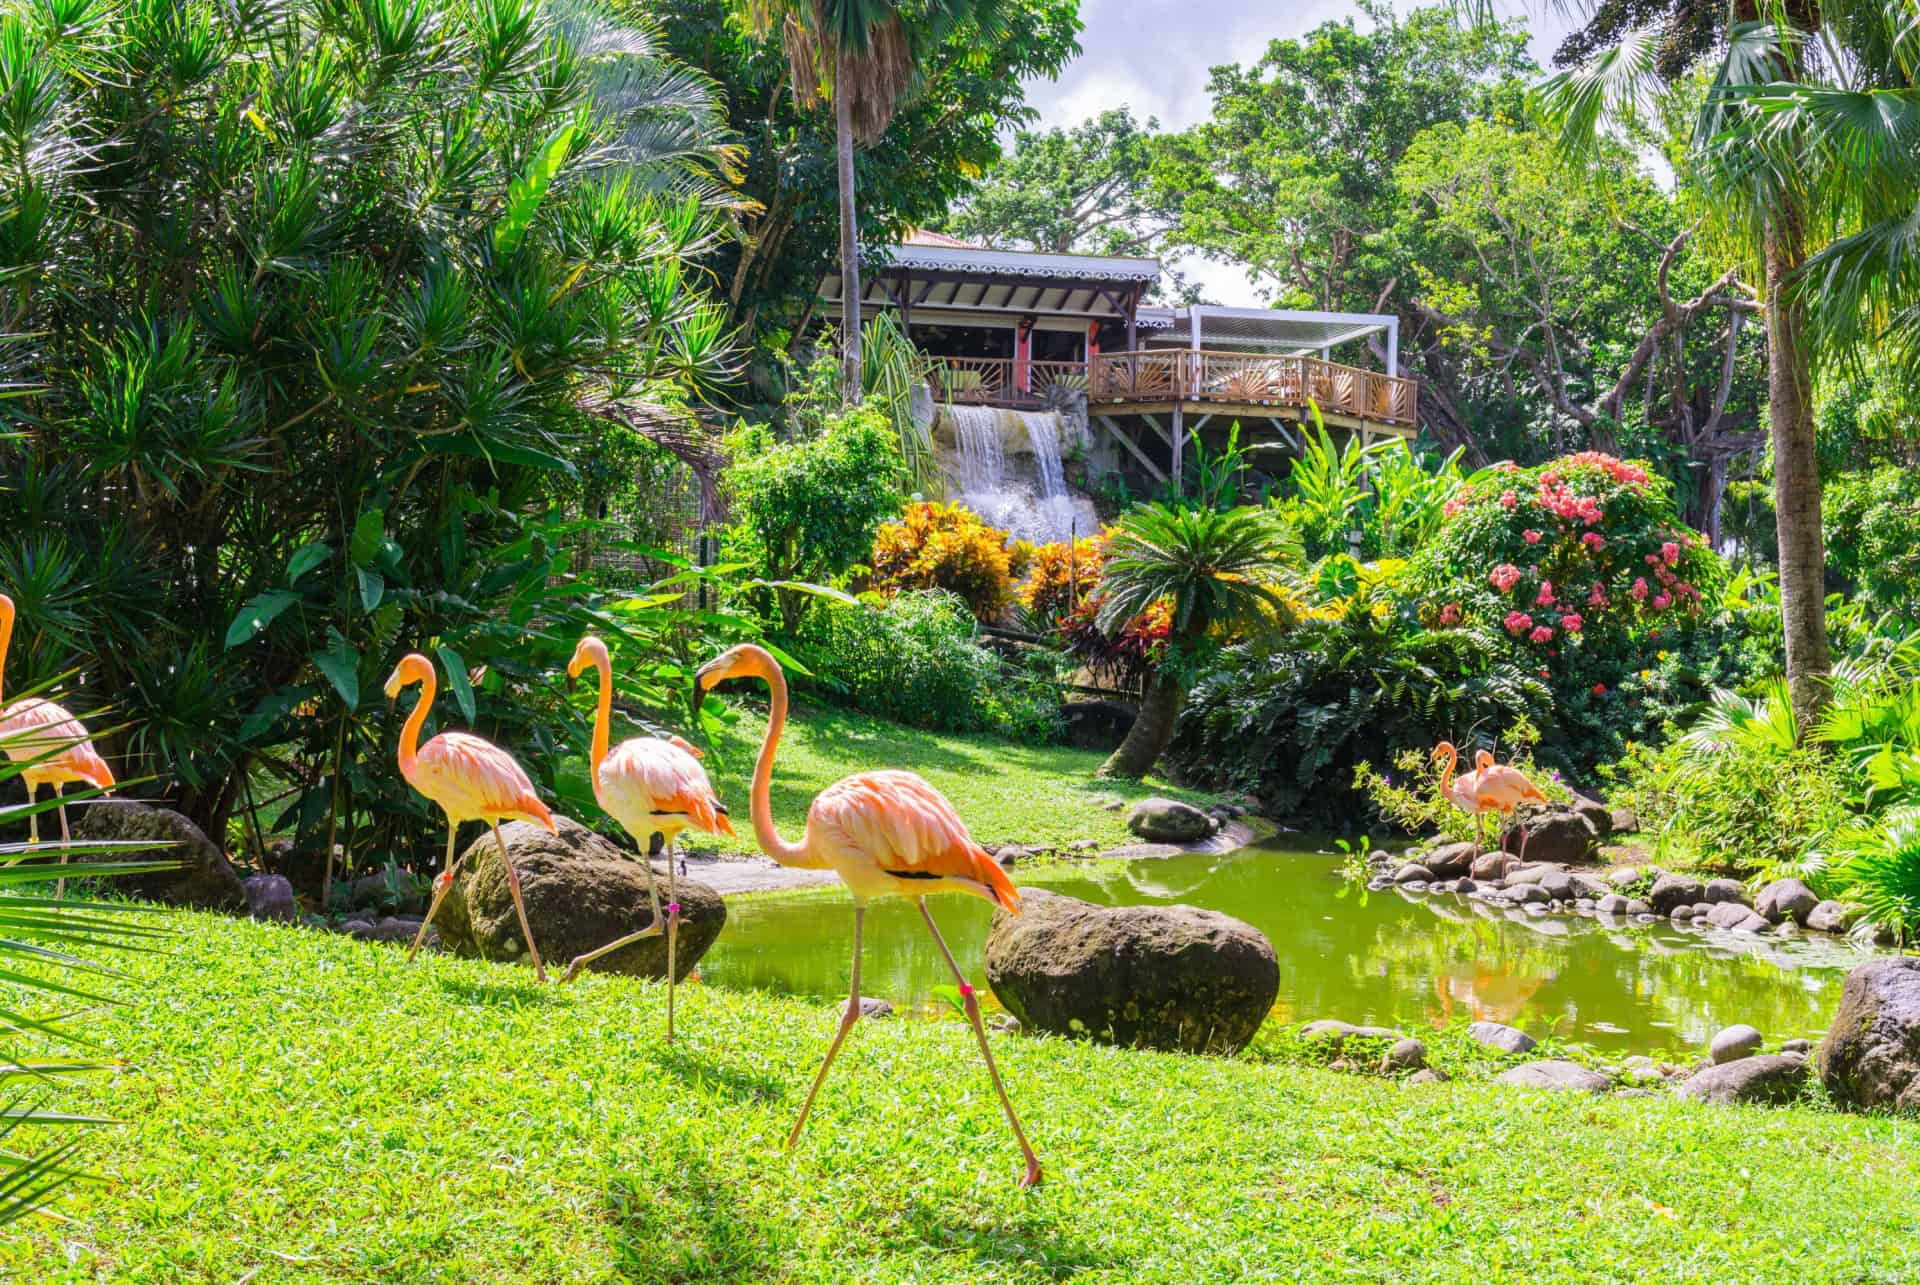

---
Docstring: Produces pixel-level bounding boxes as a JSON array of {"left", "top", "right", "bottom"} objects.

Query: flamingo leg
[
  {"left": 26, "top": 783, "right": 37, "bottom": 847},
  {"left": 54, "top": 784, "right": 68, "bottom": 901},
  {"left": 919, "top": 899, "right": 1043, "bottom": 1188},
  {"left": 665, "top": 839, "right": 681, "bottom": 1045},
  {"left": 557, "top": 831, "right": 670, "bottom": 986},
  {"left": 786, "top": 902, "right": 865, "bottom": 1154},
  {"left": 491, "top": 819, "right": 547, "bottom": 983},
  {"left": 407, "top": 824, "right": 461, "bottom": 964}
]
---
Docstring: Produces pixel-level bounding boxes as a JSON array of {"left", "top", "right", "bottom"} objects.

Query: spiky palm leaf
[{"left": 1094, "top": 503, "right": 1303, "bottom": 643}]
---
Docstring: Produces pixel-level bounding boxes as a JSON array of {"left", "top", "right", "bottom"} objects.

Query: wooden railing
[
  {"left": 928, "top": 357, "right": 1088, "bottom": 408},
  {"left": 1087, "top": 350, "right": 1417, "bottom": 426}
]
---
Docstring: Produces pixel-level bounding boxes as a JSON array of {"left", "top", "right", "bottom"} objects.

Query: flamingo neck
[
  {"left": 749, "top": 662, "right": 812, "bottom": 868},
  {"left": 398, "top": 671, "right": 436, "bottom": 781},
  {"left": 1436, "top": 745, "right": 1457, "bottom": 794},
  {"left": 0, "top": 601, "right": 12, "bottom": 710},
  {"left": 588, "top": 650, "right": 612, "bottom": 793}
]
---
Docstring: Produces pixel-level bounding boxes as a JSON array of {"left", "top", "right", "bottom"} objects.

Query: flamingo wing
[
  {"left": 0, "top": 698, "right": 114, "bottom": 789},
  {"left": 808, "top": 770, "right": 1020, "bottom": 910},
  {"left": 1477, "top": 764, "right": 1550, "bottom": 807},
  {"left": 414, "top": 731, "right": 554, "bottom": 830},
  {"left": 601, "top": 738, "right": 733, "bottom": 836}
]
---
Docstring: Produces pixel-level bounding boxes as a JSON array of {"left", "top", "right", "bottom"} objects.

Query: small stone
[
  {"left": 1670, "top": 905, "right": 1695, "bottom": 921},
  {"left": 1710, "top": 1023, "right": 1763, "bottom": 1064},
  {"left": 1471, "top": 851, "right": 1515, "bottom": 881},
  {"left": 1609, "top": 808, "right": 1640, "bottom": 835},
  {"left": 1573, "top": 897, "right": 1596, "bottom": 911},
  {"left": 1455, "top": 878, "right": 1478, "bottom": 895},
  {"left": 1381, "top": 1038, "right": 1427, "bottom": 1072},
  {"left": 1366, "top": 877, "right": 1392, "bottom": 892},
  {"left": 856, "top": 998, "right": 895, "bottom": 1019},
  {"left": 1755, "top": 877, "right": 1819, "bottom": 926},
  {"left": 1780, "top": 1038, "right": 1811, "bottom": 1056},
  {"left": 1572, "top": 874, "right": 1612, "bottom": 899},
  {"left": 991, "top": 1014, "right": 1021, "bottom": 1033},
  {"left": 1496, "top": 1060, "right": 1611, "bottom": 1094},
  {"left": 1125, "top": 798, "right": 1216, "bottom": 844},
  {"left": 1393, "top": 863, "right": 1434, "bottom": 884},
  {"left": 1730, "top": 911, "right": 1772, "bottom": 934},
  {"left": 1300, "top": 1019, "right": 1402, "bottom": 1048},
  {"left": 1806, "top": 900, "right": 1862, "bottom": 934},
  {"left": 1403, "top": 880, "right": 1429, "bottom": 893},
  {"left": 1466, "top": 1021, "right": 1536, "bottom": 1056},
  {"left": 242, "top": 873, "right": 298, "bottom": 923},
  {"left": 1677, "top": 1054, "right": 1809, "bottom": 1105},
  {"left": 1509, "top": 884, "right": 1550, "bottom": 905},
  {"left": 1539, "top": 871, "right": 1576, "bottom": 901},
  {"left": 1504, "top": 863, "right": 1560, "bottom": 886},
  {"left": 1625, "top": 899, "right": 1652, "bottom": 917},
  {"left": 1704, "top": 878, "right": 1748, "bottom": 905},
  {"left": 1608, "top": 866, "right": 1643, "bottom": 887},
  {"left": 1596, "top": 893, "right": 1630, "bottom": 916},
  {"left": 1405, "top": 1068, "right": 1450, "bottom": 1086},
  {"left": 996, "top": 844, "right": 1031, "bottom": 867},
  {"left": 1067, "top": 839, "right": 1099, "bottom": 853},
  {"left": 1649, "top": 874, "right": 1705, "bottom": 914},
  {"left": 1422, "top": 841, "right": 1477, "bottom": 877}
]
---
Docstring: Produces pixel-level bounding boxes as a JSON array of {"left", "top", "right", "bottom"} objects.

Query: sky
[{"left": 1014, "top": 1, "right": 1578, "bottom": 306}]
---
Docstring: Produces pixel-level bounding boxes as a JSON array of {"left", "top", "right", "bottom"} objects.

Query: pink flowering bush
[{"left": 1413, "top": 451, "right": 1722, "bottom": 698}]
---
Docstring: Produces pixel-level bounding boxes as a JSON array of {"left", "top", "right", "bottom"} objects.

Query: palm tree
[
  {"left": 742, "top": 1, "right": 1001, "bottom": 402},
  {"left": 1094, "top": 504, "right": 1302, "bottom": 779},
  {"left": 1536, "top": 0, "right": 1919, "bottom": 732}
]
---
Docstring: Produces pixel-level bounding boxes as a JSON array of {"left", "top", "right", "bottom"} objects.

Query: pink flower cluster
[
  {"left": 1529, "top": 625, "right": 1554, "bottom": 644},
  {"left": 1535, "top": 580, "right": 1556, "bottom": 607},
  {"left": 1490, "top": 564, "right": 1522, "bottom": 591},
  {"left": 1581, "top": 532, "right": 1606, "bottom": 552},
  {"left": 1439, "top": 602, "right": 1461, "bottom": 626},
  {"left": 1538, "top": 476, "right": 1605, "bottom": 526},
  {"left": 1523, "top": 529, "right": 1542, "bottom": 545},
  {"left": 1563, "top": 451, "right": 1650, "bottom": 487},
  {"left": 1560, "top": 613, "right": 1583, "bottom": 633},
  {"left": 1504, "top": 610, "right": 1532, "bottom": 636}
]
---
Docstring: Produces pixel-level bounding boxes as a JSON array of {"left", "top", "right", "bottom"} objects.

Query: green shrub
[
  {"left": 790, "top": 591, "right": 1062, "bottom": 743},
  {"left": 869, "top": 502, "right": 1015, "bottom": 622},
  {"left": 1823, "top": 466, "right": 1920, "bottom": 610}
]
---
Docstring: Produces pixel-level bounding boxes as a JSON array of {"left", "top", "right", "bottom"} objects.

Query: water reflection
[{"left": 697, "top": 839, "right": 1885, "bottom": 1055}]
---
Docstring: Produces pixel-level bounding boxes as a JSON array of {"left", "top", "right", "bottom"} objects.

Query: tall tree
[
  {"left": 952, "top": 108, "right": 1176, "bottom": 256},
  {"left": 742, "top": 0, "right": 1025, "bottom": 402}
]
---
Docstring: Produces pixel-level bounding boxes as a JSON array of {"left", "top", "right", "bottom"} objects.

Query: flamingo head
[
  {"left": 692, "top": 643, "right": 779, "bottom": 717},
  {"left": 383, "top": 652, "right": 434, "bottom": 701},
  {"left": 0, "top": 593, "right": 12, "bottom": 633},
  {"left": 1474, "top": 749, "right": 1496, "bottom": 770},
  {"left": 567, "top": 634, "right": 608, "bottom": 683},
  {"left": 1431, "top": 741, "right": 1456, "bottom": 764}
]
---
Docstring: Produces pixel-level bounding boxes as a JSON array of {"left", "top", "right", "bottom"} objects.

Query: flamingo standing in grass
[
  {"left": 1433, "top": 741, "right": 1549, "bottom": 861},
  {"left": 559, "top": 635, "right": 734, "bottom": 1041},
  {"left": 386, "top": 653, "right": 554, "bottom": 982},
  {"left": 0, "top": 594, "right": 115, "bottom": 897},
  {"left": 691, "top": 643, "right": 1042, "bottom": 1187}
]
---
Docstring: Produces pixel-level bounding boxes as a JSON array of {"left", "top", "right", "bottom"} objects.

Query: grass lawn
[
  {"left": 684, "top": 699, "right": 1225, "bottom": 857},
  {"left": 4, "top": 913, "right": 1919, "bottom": 1283}
]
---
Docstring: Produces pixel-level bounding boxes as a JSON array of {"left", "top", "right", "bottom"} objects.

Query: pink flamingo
[
  {"left": 385, "top": 653, "right": 555, "bottom": 981},
  {"left": 692, "top": 643, "right": 1042, "bottom": 1187},
  {"left": 559, "top": 635, "right": 734, "bottom": 1040},
  {"left": 0, "top": 594, "right": 115, "bottom": 897},
  {"left": 1433, "top": 741, "right": 1549, "bottom": 861}
]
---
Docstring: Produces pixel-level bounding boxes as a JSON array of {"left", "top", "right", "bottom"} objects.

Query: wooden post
[
  {"left": 1171, "top": 402, "right": 1185, "bottom": 493},
  {"left": 1014, "top": 316, "right": 1033, "bottom": 396}
]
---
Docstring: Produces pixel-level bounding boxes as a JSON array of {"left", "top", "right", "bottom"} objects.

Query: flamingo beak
[{"left": 691, "top": 660, "right": 718, "bottom": 720}]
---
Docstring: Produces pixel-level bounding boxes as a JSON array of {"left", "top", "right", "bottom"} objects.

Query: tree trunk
[
  {"left": 1098, "top": 669, "right": 1183, "bottom": 780},
  {"left": 834, "top": 51, "right": 863, "bottom": 405},
  {"left": 1763, "top": 206, "right": 1831, "bottom": 732}
]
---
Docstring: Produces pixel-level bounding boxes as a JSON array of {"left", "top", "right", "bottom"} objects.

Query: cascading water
[{"left": 942, "top": 405, "right": 1092, "bottom": 545}]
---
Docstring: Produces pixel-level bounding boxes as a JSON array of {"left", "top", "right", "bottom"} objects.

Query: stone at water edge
[
  {"left": 1470, "top": 851, "right": 1515, "bottom": 881},
  {"left": 986, "top": 889, "right": 1279, "bottom": 1055},
  {"left": 72, "top": 800, "right": 247, "bottom": 911},
  {"left": 1495, "top": 1060, "right": 1611, "bottom": 1094},
  {"left": 1500, "top": 808, "right": 1600, "bottom": 866},
  {"left": 1806, "top": 900, "right": 1862, "bottom": 935},
  {"left": 1571, "top": 797, "right": 1613, "bottom": 839},
  {"left": 1781, "top": 1039, "right": 1812, "bottom": 1056},
  {"left": 1703, "top": 878, "right": 1748, "bottom": 905},
  {"left": 1124, "top": 797, "right": 1216, "bottom": 844},
  {"left": 1538, "top": 871, "right": 1577, "bottom": 901},
  {"left": 1421, "top": 842, "right": 1476, "bottom": 878},
  {"left": 1755, "top": 877, "right": 1819, "bottom": 926},
  {"left": 1648, "top": 874, "right": 1705, "bottom": 915},
  {"left": 1677, "top": 1054, "right": 1809, "bottom": 1106},
  {"left": 436, "top": 816, "right": 724, "bottom": 981},
  {"left": 1710, "top": 1024, "right": 1763, "bottom": 1064},
  {"left": 1816, "top": 957, "right": 1920, "bottom": 1113},
  {"left": 1607, "top": 866, "right": 1642, "bottom": 887},
  {"left": 243, "top": 873, "right": 297, "bottom": 923},
  {"left": 1465, "top": 1021, "right": 1537, "bottom": 1056},
  {"left": 1392, "top": 863, "right": 1434, "bottom": 885},
  {"left": 856, "top": 998, "right": 894, "bottom": 1020},
  {"left": 1300, "top": 1020, "right": 1404, "bottom": 1050},
  {"left": 1595, "top": 893, "right": 1631, "bottom": 916},
  {"left": 1571, "top": 873, "right": 1612, "bottom": 899},
  {"left": 1381, "top": 1038, "right": 1427, "bottom": 1072}
]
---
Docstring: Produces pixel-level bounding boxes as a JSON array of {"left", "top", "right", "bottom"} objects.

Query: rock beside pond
[
  {"left": 1422, "top": 841, "right": 1476, "bottom": 877},
  {"left": 1124, "top": 797, "right": 1216, "bottom": 844},
  {"left": 1710, "top": 1024, "right": 1763, "bottom": 1064},
  {"left": 1501, "top": 808, "right": 1599, "bottom": 865},
  {"left": 1382, "top": 1038, "right": 1427, "bottom": 1072},
  {"left": 1406, "top": 1068, "right": 1449, "bottom": 1086},
  {"left": 1756, "top": 877, "right": 1818, "bottom": 926},
  {"left": 1704, "top": 878, "right": 1748, "bottom": 905},
  {"left": 1806, "top": 900, "right": 1862, "bottom": 935},
  {"left": 1300, "top": 1019, "right": 1403, "bottom": 1047},
  {"left": 1781, "top": 1038, "right": 1811, "bottom": 1056},
  {"left": 1466, "top": 1021, "right": 1537, "bottom": 1056},
  {"left": 72, "top": 800, "right": 246, "bottom": 910},
  {"left": 1816, "top": 957, "right": 1920, "bottom": 1113},
  {"left": 1393, "top": 863, "right": 1433, "bottom": 884},
  {"left": 1596, "top": 893, "right": 1630, "bottom": 916},
  {"left": 1471, "top": 851, "right": 1515, "bottom": 881},
  {"left": 1496, "top": 1060, "right": 1610, "bottom": 1094},
  {"left": 436, "top": 817, "right": 724, "bottom": 980},
  {"left": 1572, "top": 797, "right": 1613, "bottom": 839},
  {"left": 243, "top": 873, "right": 297, "bottom": 923},
  {"left": 1701, "top": 901, "right": 1769, "bottom": 932},
  {"left": 1678, "top": 1053, "right": 1808, "bottom": 1105},
  {"left": 986, "top": 889, "right": 1278, "bottom": 1055},
  {"left": 1608, "top": 866, "right": 1642, "bottom": 887},
  {"left": 1649, "top": 874, "right": 1704, "bottom": 914},
  {"left": 856, "top": 998, "right": 894, "bottom": 1020}
]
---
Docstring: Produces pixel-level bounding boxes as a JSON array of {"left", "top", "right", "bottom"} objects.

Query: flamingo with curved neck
[
  {"left": 386, "top": 652, "right": 554, "bottom": 981},
  {"left": 693, "top": 643, "right": 1041, "bottom": 1187},
  {"left": 1433, "top": 741, "right": 1549, "bottom": 862},
  {"left": 559, "top": 636, "right": 732, "bottom": 1039},
  {"left": 0, "top": 593, "right": 115, "bottom": 897}
]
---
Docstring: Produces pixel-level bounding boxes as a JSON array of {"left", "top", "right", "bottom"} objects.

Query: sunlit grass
[{"left": 2, "top": 912, "right": 1918, "bottom": 1282}]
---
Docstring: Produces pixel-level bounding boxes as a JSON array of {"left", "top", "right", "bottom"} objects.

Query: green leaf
[
  {"left": 357, "top": 568, "right": 385, "bottom": 612},
  {"left": 350, "top": 509, "right": 385, "bottom": 568},
  {"left": 237, "top": 685, "right": 315, "bottom": 743},
  {"left": 225, "top": 590, "right": 299, "bottom": 649},
  {"left": 435, "top": 645, "right": 476, "bottom": 725},
  {"left": 286, "top": 541, "right": 333, "bottom": 583},
  {"left": 313, "top": 629, "right": 360, "bottom": 711},
  {"left": 493, "top": 123, "right": 575, "bottom": 256}
]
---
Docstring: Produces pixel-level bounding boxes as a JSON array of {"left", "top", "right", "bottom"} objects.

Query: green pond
[{"left": 697, "top": 838, "right": 1881, "bottom": 1056}]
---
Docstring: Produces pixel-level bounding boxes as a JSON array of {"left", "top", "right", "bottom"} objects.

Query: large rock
[
  {"left": 1710, "top": 1023, "right": 1763, "bottom": 1064},
  {"left": 1704, "top": 900, "right": 1770, "bottom": 933},
  {"left": 1703, "top": 878, "right": 1748, "bottom": 905},
  {"left": 1422, "top": 842, "right": 1477, "bottom": 878},
  {"left": 1817, "top": 957, "right": 1920, "bottom": 1112},
  {"left": 1466, "top": 1020, "right": 1537, "bottom": 1056},
  {"left": 1501, "top": 808, "right": 1599, "bottom": 865},
  {"left": 1471, "top": 850, "right": 1515, "bottom": 881},
  {"left": 1124, "top": 797, "right": 1216, "bottom": 845},
  {"left": 71, "top": 800, "right": 245, "bottom": 910},
  {"left": 1677, "top": 1054, "right": 1809, "bottom": 1105},
  {"left": 1571, "top": 797, "right": 1613, "bottom": 839},
  {"left": 1755, "top": 877, "right": 1818, "bottom": 926},
  {"left": 986, "top": 889, "right": 1278, "bottom": 1055},
  {"left": 1496, "top": 1060, "right": 1611, "bottom": 1093},
  {"left": 242, "top": 873, "right": 297, "bottom": 923},
  {"left": 1806, "top": 900, "right": 1862, "bottom": 935},
  {"left": 1392, "top": 863, "right": 1433, "bottom": 885},
  {"left": 1648, "top": 874, "right": 1705, "bottom": 914},
  {"left": 435, "top": 817, "right": 724, "bottom": 980}
]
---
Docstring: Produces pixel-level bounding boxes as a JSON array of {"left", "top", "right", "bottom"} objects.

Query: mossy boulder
[
  {"left": 1817, "top": 957, "right": 1920, "bottom": 1113},
  {"left": 436, "top": 816, "right": 723, "bottom": 980},
  {"left": 72, "top": 800, "right": 245, "bottom": 910},
  {"left": 985, "top": 889, "right": 1278, "bottom": 1054}
]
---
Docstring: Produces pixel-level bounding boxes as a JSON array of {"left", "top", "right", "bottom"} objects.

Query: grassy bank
[
  {"left": 687, "top": 700, "right": 1223, "bottom": 856},
  {"left": 4, "top": 913, "right": 1918, "bottom": 1283}
]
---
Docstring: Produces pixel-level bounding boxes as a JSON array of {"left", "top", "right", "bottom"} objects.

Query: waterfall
[{"left": 942, "top": 405, "right": 1089, "bottom": 545}]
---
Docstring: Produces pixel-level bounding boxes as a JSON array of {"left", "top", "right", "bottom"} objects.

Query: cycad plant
[{"left": 1094, "top": 503, "right": 1302, "bottom": 778}]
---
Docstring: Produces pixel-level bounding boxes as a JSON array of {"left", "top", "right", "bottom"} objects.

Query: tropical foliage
[{"left": 869, "top": 501, "right": 1016, "bottom": 622}]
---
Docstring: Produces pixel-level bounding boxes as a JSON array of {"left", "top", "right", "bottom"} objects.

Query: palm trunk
[
  {"left": 1099, "top": 668, "right": 1183, "bottom": 780},
  {"left": 1764, "top": 196, "right": 1831, "bottom": 733},
  {"left": 834, "top": 51, "right": 863, "bottom": 406}
]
